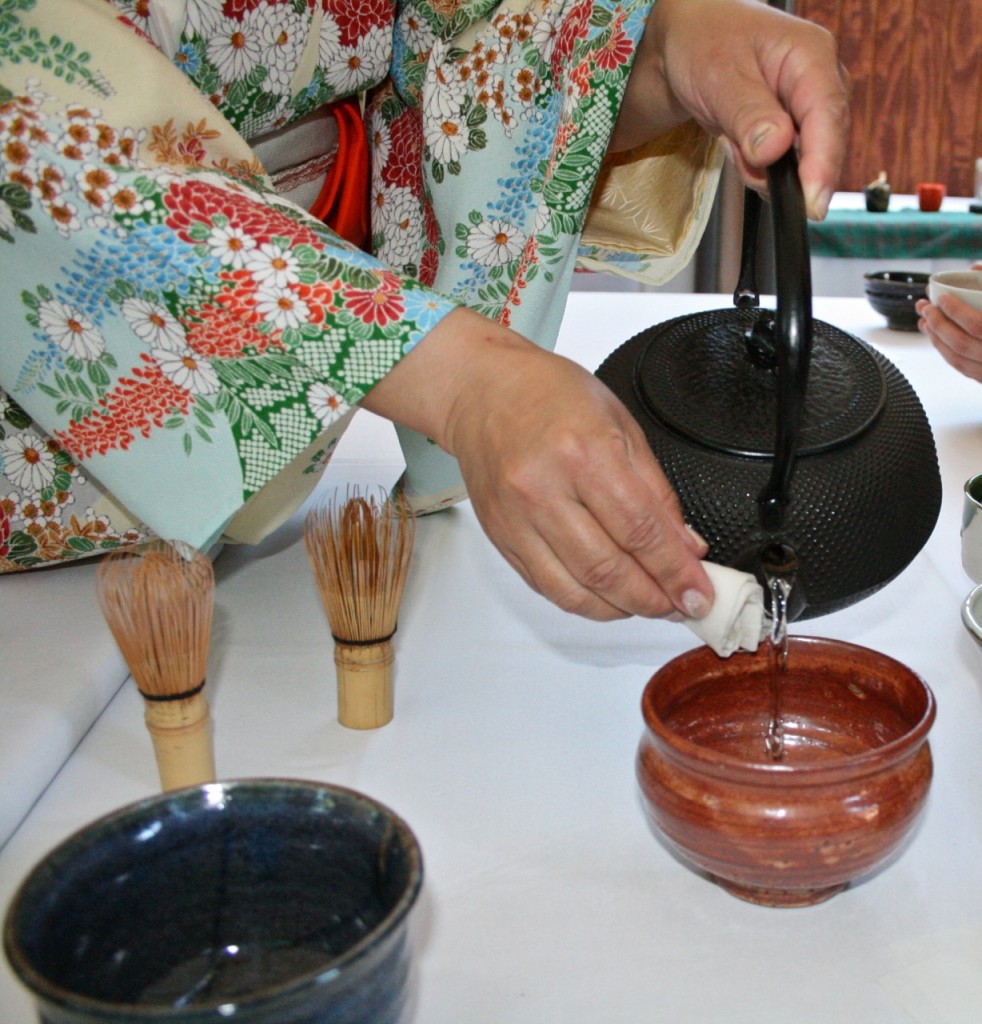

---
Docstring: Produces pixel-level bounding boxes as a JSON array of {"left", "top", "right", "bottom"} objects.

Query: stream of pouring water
[{"left": 764, "top": 573, "right": 793, "bottom": 762}]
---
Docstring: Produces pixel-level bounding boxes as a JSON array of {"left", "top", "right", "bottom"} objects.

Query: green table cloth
[{"left": 808, "top": 208, "right": 982, "bottom": 260}]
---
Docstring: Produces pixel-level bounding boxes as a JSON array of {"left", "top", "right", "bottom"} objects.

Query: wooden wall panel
[
  {"left": 795, "top": 0, "right": 982, "bottom": 197},
  {"left": 879, "top": 1, "right": 920, "bottom": 188},
  {"left": 906, "top": 3, "right": 950, "bottom": 188},
  {"left": 945, "top": 4, "right": 982, "bottom": 192},
  {"left": 835, "top": 0, "right": 874, "bottom": 185}
]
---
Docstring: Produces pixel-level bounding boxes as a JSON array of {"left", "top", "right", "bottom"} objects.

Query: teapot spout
[
  {"left": 735, "top": 541, "right": 808, "bottom": 622},
  {"left": 759, "top": 540, "right": 800, "bottom": 578}
]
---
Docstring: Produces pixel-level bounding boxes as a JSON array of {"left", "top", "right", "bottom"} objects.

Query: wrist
[{"left": 359, "top": 306, "right": 538, "bottom": 453}]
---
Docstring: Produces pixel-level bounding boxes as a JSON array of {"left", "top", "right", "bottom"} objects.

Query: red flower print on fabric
[
  {"left": 184, "top": 301, "right": 277, "bottom": 357},
  {"left": 551, "top": 118, "right": 579, "bottom": 168},
  {"left": 423, "top": 196, "right": 439, "bottom": 246},
  {"left": 419, "top": 244, "right": 439, "bottom": 286},
  {"left": 165, "top": 179, "right": 325, "bottom": 250},
  {"left": 344, "top": 274, "right": 405, "bottom": 327},
  {"left": 293, "top": 278, "right": 339, "bottom": 325},
  {"left": 594, "top": 18, "right": 632, "bottom": 72},
  {"left": 382, "top": 109, "right": 424, "bottom": 194},
  {"left": 211, "top": 269, "right": 263, "bottom": 326},
  {"left": 189, "top": 274, "right": 339, "bottom": 353},
  {"left": 222, "top": 0, "right": 269, "bottom": 20},
  {"left": 552, "top": 0, "right": 592, "bottom": 79},
  {"left": 568, "top": 60, "right": 591, "bottom": 100},
  {"left": 56, "top": 357, "right": 195, "bottom": 459},
  {"left": 326, "top": 0, "right": 395, "bottom": 47}
]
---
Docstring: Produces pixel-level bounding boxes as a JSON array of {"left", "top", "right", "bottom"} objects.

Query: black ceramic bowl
[
  {"left": 3, "top": 779, "right": 423, "bottom": 1024},
  {"left": 864, "top": 270, "right": 929, "bottom": 330}
]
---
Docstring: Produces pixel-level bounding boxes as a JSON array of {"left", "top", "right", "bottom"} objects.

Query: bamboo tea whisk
[
  {"left": 305, "top": 489, "right": 415, "bottom": 729},
  {"left": 96, "top": 540, "right": 216, "bottom": 792}
]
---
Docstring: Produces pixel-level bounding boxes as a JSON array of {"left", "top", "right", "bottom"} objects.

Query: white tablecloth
[
  {"left": 3, "top": 294, "right": 981, "bottom": 1023},
  {"left": 0, "top": 564, "right": 129, "bottom": 848}
]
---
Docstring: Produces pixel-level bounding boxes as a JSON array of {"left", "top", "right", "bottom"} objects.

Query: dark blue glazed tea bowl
[
  {"left": 864, "top": 270, "right": 929, "bottom": 331},
  {"left": 3, "top": 779, "right": 423, "bottom": 1024}
]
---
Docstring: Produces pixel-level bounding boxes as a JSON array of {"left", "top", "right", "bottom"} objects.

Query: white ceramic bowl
[
  {"left": 927, "top": 270, "right": 982, "bottom": 313},
  {"left": 961, "top": 583, "right": 982, "bottom": 648}
]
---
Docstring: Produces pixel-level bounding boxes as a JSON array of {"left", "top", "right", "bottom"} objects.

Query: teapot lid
[{"left": 634, "top": 307, "right": 887, "bottom": 458}]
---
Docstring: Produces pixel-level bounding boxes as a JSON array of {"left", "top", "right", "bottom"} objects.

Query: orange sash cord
[{"left": 309, "top": 96, "right": 371, "bottom": 250}]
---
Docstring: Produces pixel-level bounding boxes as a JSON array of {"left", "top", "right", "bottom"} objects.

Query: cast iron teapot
[{"left": 595, "top": 150, "right": 942, "bottom": 620}]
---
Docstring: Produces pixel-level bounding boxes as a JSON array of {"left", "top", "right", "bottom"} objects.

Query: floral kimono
[{"left": 0, "top": 0, "right": 720, "bottom": 572}]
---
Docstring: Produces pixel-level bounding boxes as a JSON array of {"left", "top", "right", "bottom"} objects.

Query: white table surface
[
  {"left": 0, "top": 562, "right": 129, "bottom": 848},
  {"left": 3, "top": 293, "right": 981, "bottom": 1023}
]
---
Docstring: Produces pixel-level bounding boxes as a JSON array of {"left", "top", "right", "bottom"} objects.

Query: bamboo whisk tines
[
  {"left": 96, "top": 540, "right": 216, "bottom": 792},
  {"left": 305, "top": 488, "right": 415, "bottom": 730}
]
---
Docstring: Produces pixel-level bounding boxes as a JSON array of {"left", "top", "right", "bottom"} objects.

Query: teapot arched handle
[
  {"left": 733, "top": 187, "right": 763, "bottom": 309},
  {"left": 757, "top": 149, "right": 813, "bottom": 532}
]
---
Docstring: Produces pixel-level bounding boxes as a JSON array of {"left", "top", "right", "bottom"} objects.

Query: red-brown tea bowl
[{"left": 637, "top": 636, "right": 935, "bottom": 908}]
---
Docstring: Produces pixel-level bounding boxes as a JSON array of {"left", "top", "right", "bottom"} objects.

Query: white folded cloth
[{"left": 682, "top": 561, "right": 766, "bottom": 657}]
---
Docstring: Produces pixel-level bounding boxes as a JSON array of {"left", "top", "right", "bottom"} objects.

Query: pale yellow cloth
[{"left": 580, "top": 121, "right": 724, "bottom": 285}]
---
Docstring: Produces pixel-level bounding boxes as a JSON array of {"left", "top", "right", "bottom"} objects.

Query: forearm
[{"left": 361, "top": 305, "right": 713, "bottom": 623}]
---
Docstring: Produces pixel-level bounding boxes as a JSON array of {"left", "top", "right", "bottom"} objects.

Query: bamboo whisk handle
[
  {"left": 142, "top": 691, "right": 216, "bottom": 792},
  {"left": 334, "top": 640, "right": 394, "bottom": 729}
]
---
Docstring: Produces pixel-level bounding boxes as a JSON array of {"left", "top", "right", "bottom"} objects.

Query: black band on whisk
[
  {"left": 139, "top": 679, "right": 206, "bottom": 702},
  {"left": 332, "top": 624, "right": 397, "bottom": 646}
]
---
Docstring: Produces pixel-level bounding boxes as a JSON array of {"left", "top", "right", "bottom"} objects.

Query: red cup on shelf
[{"left": 917, "top": 182, "right": 946, "bottom": 212}]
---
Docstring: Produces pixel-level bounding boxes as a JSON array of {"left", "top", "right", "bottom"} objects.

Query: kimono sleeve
[{"left": 0, "top": 0, "right": 456, "bottom": 571}]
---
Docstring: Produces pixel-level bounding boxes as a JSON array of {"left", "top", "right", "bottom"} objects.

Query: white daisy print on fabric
[
  {"left": 531, "top": 199, "right": 552, "bottom": 237},
  {"left": 38, "top": 299, "right": 105, "bottom": 360},
  {"left": 152, "top": 347, "right": 220, "bottom": 395},
  {"left": 206, "top": 9, "right": 264, "bottom": 82},
  {"left": 113, "top": 0, "right": 151, "bottom": 37},
  {"left": 425, "top": 114, "right": 469, "bottom": 165},
  {"left": 316, "top": 14, "right": 343, "bottom": 64},
  {"left": 254, "top": 284, "right": 311, "bottom": 331},
  {"left": 323, "top": 25, "right": 391, "bottom": 95},
  {"left": 375, "top": 185, "right": 423, "bottom": 268},
  {"left": 371, "top": 120, "right": 392, "bottom": 185},
  {"left": 467, "top": 218, "right": 524, "bottom": 267},
  {"left": 0, "top": 433, "right": 58, "bottom": 493},
  {"left": 244, "top": 242, "right": 301, "bottom": 289},
  {"left": 424, "top": 43, "right": 466, "bottom": 123},
  {"left": 307, "top": 381, "right": 349, "bottom": 428},
  {"left": 531, "top": 9, "right": 560, "bottom": 63},
  {"left": 258, "top": 5, "right": 307, "bottom": 94},
  {"left": 185, "top": 0, "right": 224, "bottom": 37},
  {"left": 120, "top": 298, "right": 187, "bottom": 352},
  {"left": 397, "top": 3, "right": 437, "bottom": 53},
  {"left": 207, "top": 223, "right": 258, "bottom": 269}
]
